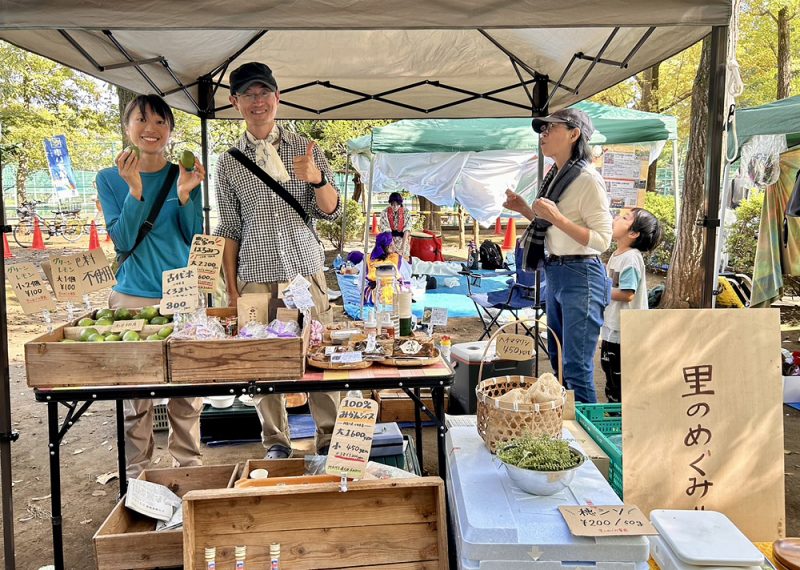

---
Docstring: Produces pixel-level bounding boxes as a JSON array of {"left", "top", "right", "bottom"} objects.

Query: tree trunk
[
  {"left": 640, "top": 64, "right": 660, "bottom": 193},
  {"left": 116, "top": 86, "right": 138, "bottom": 143},
  {"left": 419, "top": 196, "right": 441, "bottom": 233},
  {"left": 15, "top": 162, "right": 28, "bottom": 205},
  {"left": 352, "top": 171, "right": 363, "bottom": 204},
  {"left": 457, "top": 204, "right": 465, "bottom": 249},
  {"left": 777, "top": 7, "right": 792, "bottom": 99},
  {"left": 661, "top": 37, "right": 711, "bottom": 309}
]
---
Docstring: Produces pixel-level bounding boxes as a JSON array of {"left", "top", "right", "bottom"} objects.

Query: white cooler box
[{"left": 446, "top": 426, "right": 650, "bottom": 569}]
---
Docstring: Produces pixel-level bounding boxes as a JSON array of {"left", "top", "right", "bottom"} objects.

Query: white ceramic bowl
[
  {"left": 502, "top": 450, "right": 586, "bottom": 496},
  {"left": 207, "top": 395, "right": 235, "bottom": 409},
  {"left": 249, "top": 468, "right": 269, "bottom": 480}
]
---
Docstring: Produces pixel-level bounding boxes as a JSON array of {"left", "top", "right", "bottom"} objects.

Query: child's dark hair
[
  {"left": 629, "top": 207, "right": 663, "bottom": 252},
  {"left": 122, "top": 94, "right": 175, "bottom": 131}
]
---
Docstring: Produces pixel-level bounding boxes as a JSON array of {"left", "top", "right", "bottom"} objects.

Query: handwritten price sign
[
  {"left": 161, "top": 267, "right": 199, "bottom": 315},
  {"left": 325, "top": 397, "right": 378, "bottom": 479},
  {"left": 48, "top": 253, "right": 83, "bottom": 302},
  {"left": 496, "top": 333, "right": 534, "bottom": 361},
  {"left": 6, "top": 263, "right": 56, "bottom": 314},
  {"left": 187, "top": 235, "right": 225, "bottom": 292},
  {"left": 558, "top": 505, "right": 657, "bottom": 537}
]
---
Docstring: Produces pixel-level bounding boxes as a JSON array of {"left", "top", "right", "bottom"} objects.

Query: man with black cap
[{"left": 213, "top": 61, "right": 341, "bottom": 459}]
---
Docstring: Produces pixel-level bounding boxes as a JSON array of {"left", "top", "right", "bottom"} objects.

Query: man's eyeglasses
[{"left": 236, "top": 90, "right": 275, "bottom": 103}]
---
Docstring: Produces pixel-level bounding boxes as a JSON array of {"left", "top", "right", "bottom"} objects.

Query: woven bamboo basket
[{"left": 475, "top": 319, "right": 565, "bottom": 453}]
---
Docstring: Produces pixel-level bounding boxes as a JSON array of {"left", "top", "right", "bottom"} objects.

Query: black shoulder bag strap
[
  {"left": 227, "top": 147, "right": 321, "bottom": 243},
  {"left": 115, "top": 163, "right": 180, "bottom": 270}
]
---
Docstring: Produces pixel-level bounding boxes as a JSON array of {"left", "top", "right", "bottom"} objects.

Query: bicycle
[{"left": 13, "top": 200, "right": 85, "bottom": 247}]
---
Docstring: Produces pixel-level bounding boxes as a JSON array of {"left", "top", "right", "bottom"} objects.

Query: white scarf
[{"left": 245, "top": 126, "right": 290, "bottom": 183}]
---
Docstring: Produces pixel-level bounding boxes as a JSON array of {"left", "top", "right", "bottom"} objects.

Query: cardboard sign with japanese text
[
  {"left": 621, "top": 309, "right": 784, "bottom": 541},
  {"left": 6, "top": 262, "right": 56, "bottom": 314},
  {"left": 160, "top": 267, "right": 199, "bottom": 315},
  {"left": 496, "top": 333, "right": 534, "bottom": 361},
  {"left": 558, "top": 505, "right": 657, "bottom": 537},
  {"left": 325, "top": 397, "right": 378, "bottom": 479},
  {"left": 52, "top": 250, "right": 116, "bottom": 296},
  {"left": 187, "top": 234, "right": 225, "bottom": 292},
  {"left": 48, "top": 253, "right": 83, "bottom": 301}
]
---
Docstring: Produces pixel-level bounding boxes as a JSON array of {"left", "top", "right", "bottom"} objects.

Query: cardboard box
[
  {"left": 183, "top": 477, "right": 447, "bottom": 569},
  {"left": 564, "top": 419, "right": 611, "bottom": 481},
  {"left": 168, "top": 308, "right": 308, "bottom": 382},
  {"left": 373, "top": 389, "right": 449, "bottom": 423},
  {"left": 93, "top": 464, "right": 238, "bottom": 570},
  {"left": 25, "top": 312, "right": 168, "bottom": 388}
]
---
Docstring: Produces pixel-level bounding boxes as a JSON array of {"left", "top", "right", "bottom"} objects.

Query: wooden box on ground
[
  {"left": 373, "top": 389, "right": 449, "bottom": 423},
  {"left": 25, "top": 316, "right": 168, "bottom": 388},
  {"left": 168, "top": 307, "right": 308, "bottom": 383},
  {"left": 93, "top": 464, "right": 238, "bottom": 570},
  {"left": 183, "top": 478, "right": 447, "bottom": 569},
  {"left": 237, "top": 458, "right": 306, "bottom": 482}
]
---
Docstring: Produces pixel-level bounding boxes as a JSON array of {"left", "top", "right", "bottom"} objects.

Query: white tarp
[{"left": 0, "top": 1, "right": 732, "bottom": 119}]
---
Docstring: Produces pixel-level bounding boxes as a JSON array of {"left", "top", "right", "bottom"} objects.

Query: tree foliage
[{"left": 724, "top": 190, "right": 764, "bottom": 274}]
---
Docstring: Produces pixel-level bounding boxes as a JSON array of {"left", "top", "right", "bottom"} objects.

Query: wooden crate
[
  {"left": 183, "top": 477, "right": 447, "bottom": 569},
  {"left": 373, "top": 389, "right": 449, "bottom": 423},
  {"left": 93, "top": 464, "right": 238, "bottom": 570},
  {"left": 236, "top": 458, "right": 306, "bottom": 484},
  {"left": 168, "top": 308, "right": 308, "bottom": 382},
  {"left": 25, "top": 316, "right": 168, "bottom": 388}
]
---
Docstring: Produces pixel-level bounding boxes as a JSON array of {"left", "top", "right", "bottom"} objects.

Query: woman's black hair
[
  {"left": 629, "top": 207, "right": 663, "bottom": 252},
  {"left": 122, "top": 94, "right": 175, "bottom": 132},
  {"left": 567, "top": 124, "right": 592, "bottom": 163}
]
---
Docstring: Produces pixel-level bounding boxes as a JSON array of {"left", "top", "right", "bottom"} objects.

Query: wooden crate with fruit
[
  {"left": 24, "top": 306, "right": 172, "bottom": 388},
  {"left": 167, "top": 307, "right": 308, "bottom": 383}
]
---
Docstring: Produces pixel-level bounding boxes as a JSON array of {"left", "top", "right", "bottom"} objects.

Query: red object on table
[{"left": 409, "top": 230, "right": 445, "bottom": 262}]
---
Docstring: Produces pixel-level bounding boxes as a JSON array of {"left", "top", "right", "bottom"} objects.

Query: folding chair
[{"left": 463, "top": 245, "right": 546, "bottom": 343}]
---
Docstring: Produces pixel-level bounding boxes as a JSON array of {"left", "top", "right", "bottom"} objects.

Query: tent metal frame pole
[
  {"left": 359, "top": 155, "right": 376, "bottom": 320},
  {"left": 672, "top": 139, "right": 681, "bottom": 227},
  {"left": 200, "top": 116, "right": 211, "bottom": 234},
  {"left": 701, "top": 25, "right": 729, "bottom": 308},
  {"left": 340, "top": 154, "right": 351, "bottom": 254},
  {"left": 0, "top": 141, "right": 17, "bottom": 570}
]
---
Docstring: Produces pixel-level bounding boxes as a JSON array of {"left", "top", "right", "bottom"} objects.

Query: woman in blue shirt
[{"left": 96, "top": 94, "right": 205, "bottom": 479}]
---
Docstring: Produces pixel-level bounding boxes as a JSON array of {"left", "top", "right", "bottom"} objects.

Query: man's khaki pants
[
  {"left": 240, "top": 270, "right": 340, "bottom": 454},
  {"left": 109, "top": 291, "right": 203, "bottom": 479}
]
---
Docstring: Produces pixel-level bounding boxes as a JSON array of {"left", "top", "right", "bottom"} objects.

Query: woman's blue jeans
[{"left": 544, "top": 256, "right": 610, "bottom": 403}]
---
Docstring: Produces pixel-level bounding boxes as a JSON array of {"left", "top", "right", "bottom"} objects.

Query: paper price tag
[
  {"left": 326, "top": 397, "right": 379, "bottom": 479},
  {"left": 325, "top": 346, "right": 337, "bottom": 355},
  {"left": 331, "top": 351, "right": 363, "bottom": 364},
  {"left": 110, "top": 319, "right": 146, "bottom": 333},
  {"left": 6, "top": 262, "right": 56, "bottom": 314},
  {"left": 496, "top": 333, "right": 534, "bottom": 361},
  {"left": 48, "top": 253, "right": 82, "bottom": 302},
  {"left": 53, "top": 250, "right": 116, "bottom": 296},
  {"left": 288, "top": 274, "right": 311, "bottom": 291},
  {"left": 422, "top": 306, "right": 448, "bottom": 326},
  {"left": 188, "top": 234, "right": 225, "bottom": 292},
  {"left": 558, "top": 505, "right": 657, "bottom": 537},
  {"left": 161, "top": 267, "right": 199, "bottom": 315}
]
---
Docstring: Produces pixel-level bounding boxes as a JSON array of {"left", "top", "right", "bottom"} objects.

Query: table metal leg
[
  {"left": 413, "top": 387, "right": 423, "bottom": 472},
  {"left": 432, "top": 386, "right": 447, "bottom": 481},
  {"left": 47, "top": 402, "right": 64, "bottom": 570},
  {"left": 116, "top": 400, "right": 127, "bottom": 496}
]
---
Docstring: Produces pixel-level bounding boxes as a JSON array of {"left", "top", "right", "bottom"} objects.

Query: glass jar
[{"left": 374, "top": 264, "right": 400, "bottom": 337}]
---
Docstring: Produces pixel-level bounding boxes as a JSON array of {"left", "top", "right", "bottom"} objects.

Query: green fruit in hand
[
  {"left": 149, "top": 316, "right": 169, "bottom": 326},
  {"left": 146, "top": 334, "right": 162, "bottom": 341},
  {"left": 180, "top": 150, "right": 196, "bottom": 171},
  {"left": 79, "top": 327, "right": 99, "bottom": 342},
  {"left": 88, "top": 333, "right": 106, "bottom": 342},
  {"left": 127, "top": 145, "right": 140, "bottom": 159},
  {"left": 121, "top": 330, "right": 141, "bottom": 342},
  {"left": 95, "top": 318, "right": 114, "bottom": 326},
  {"left": 138, "top": 306, "right": 159, "bottom": 321},
  {"left": 96, "top": 309, "right": 114, "bottom": 321},
  {"left": 157, "top": 325, "right": 173, "bottom": 339},
  {"left": 77, "top": 318, "right": 95, "bottom": 327},
  {"left": 114, "top": 308, "right": 133, "bottom": 321},
  {"left": 105, "top": 334, "right": 122, "bottom": 342}
]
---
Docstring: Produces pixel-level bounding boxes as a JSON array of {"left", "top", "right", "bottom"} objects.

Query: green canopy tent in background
[{"left": 729, "top": 95, "right": 800, "bottom": 307}]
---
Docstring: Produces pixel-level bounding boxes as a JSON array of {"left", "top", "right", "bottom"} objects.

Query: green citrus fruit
[
  {"left": 79, "top": 327, "right": 99, "bottom": 342},
  {"left": 146, "top": 334, "right": 162, "bottom": 341},
  {"left": 77, "top": 318, "right": 95, "bottom": 327},
  {"left": 105, "top": 334, "right": 122, "bottom": 342},
  {"left": 157, "top": 325, "right": 173, "bottom": 339},
  {"left": 88, "top": 333, "right": 106, "bottom": 342},
  {"left": 138, "top": 306, "right": 159, "bottom": 321},
  {"left": 95, "top": 318, "right": 114, "bottom": 326},
  {"left": 149, "top": 316, "right": 169, "bottom": 326},
  {"left": 180, "top": 150, "right": 195, "bottom": 171},
  {"left": 95, "top": 309, "right": 114, "bottom": 321},
  {"left": 121, "top": 330, "right": 141, "bottom": 342},
  {"left": 127, "top": 145, "right": 140, "bottom": 159},
  {"left": 114, "top": 308, "right": 133, "bottom": 321}
]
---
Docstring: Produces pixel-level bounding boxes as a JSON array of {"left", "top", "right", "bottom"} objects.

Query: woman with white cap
[{"left": 504, "top": 108, "right": 612, "bottom": 403}]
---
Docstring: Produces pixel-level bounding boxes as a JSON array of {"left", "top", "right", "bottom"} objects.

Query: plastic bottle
[
  {"left": 270, "top": 543, "right": 281, "bottom": 570},
  {"left": 333, "top": 253, "right": 344, "bottom": 271},
  {"left": 398, "top": 280, "right": 413, "bottom": 337},
  {"left": 204, "top": 547, "right": 216, "bottom": 570},
  {"left": 375, "top": 265, "right": 400, "bottom": 337}
]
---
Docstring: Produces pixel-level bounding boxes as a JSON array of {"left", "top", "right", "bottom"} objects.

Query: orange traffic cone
[
  {"left": 31, "top": 218, "right": 46, "bottom": 250},
  {"left": 501, "top": 217, "right": 517, "bottom": 250},
  {"left": 88, "top": 220, "right": 100, "bottom": 250},
  {"left": 3, "top": 233, "right": 13, "bottom": 259},
  {"left": 494, "top": 217, "right": 503, "bottom": 236},
  {"left": 370, "top": 213, "right": 379, "bottom": 236}
]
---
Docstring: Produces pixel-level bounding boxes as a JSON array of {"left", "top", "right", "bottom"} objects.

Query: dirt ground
[{"left": 1, "top": 229, "right": 799, "bottom": 569}]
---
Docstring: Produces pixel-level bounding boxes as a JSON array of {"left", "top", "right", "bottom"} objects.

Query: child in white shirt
[{"left": 601, "top": 208, "right": 663, "bottom": 403}]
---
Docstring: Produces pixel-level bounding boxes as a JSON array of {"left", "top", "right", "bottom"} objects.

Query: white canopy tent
[{"left": 0, "top": 3, "right": 733, "bottom": 568}]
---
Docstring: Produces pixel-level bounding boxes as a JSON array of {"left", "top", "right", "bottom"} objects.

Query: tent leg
[
  {"left": 47, "top": 402, "right": 64, "bottom": 570},
  {"left": 672, "top": 139, "right": 681, "bottom": 227},
  {"left": 200, "top": 116, "right": 211, "bottom": 234},
  {"left": 702, "top": 25, "right": 729, "bottom": 308},
  {"left": 359, "top": 157, "right": 375, "bottom": 320},
  {"left": 340, "top": 155, "right": 350, "bottom": 253}
]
